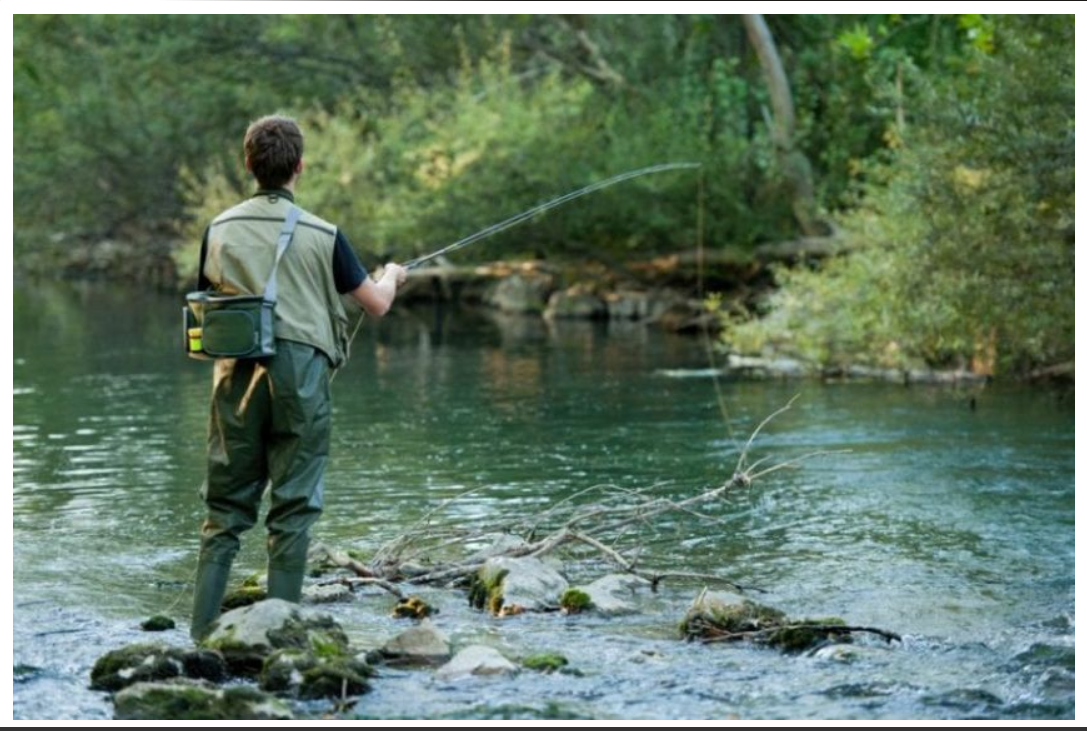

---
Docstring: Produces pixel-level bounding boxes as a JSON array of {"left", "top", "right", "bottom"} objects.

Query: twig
[
  {"left": 736, "top": 393, "right": 801, "bottom": 473},
  {"left": 701, "top": 623, "right": 901, "bottom": 645}
]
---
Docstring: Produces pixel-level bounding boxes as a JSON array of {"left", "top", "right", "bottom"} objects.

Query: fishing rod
[
  {"left": 403, "top": 162, "right": 701, "bottom": 270},
  {"left": 332, "top": 161, "right": 701, "bottom": 381}
]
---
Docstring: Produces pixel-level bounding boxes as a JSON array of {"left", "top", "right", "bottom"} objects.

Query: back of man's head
[{"left": 244, "top": 115, "right": 303, "bottom": 189}]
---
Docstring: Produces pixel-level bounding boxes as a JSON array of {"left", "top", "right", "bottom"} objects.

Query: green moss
[
  {"left": 241, "top": 572, "right": 265, "bottom": 588},
  {"left": 468, "top": 568, "right": 508, "bottom": 615},
  {"left": 113, "top": 682, "right": 293, "bottom": 721},
  {"left": 220, "top": 586, "right": 266, "bottom": 611},
  {"left": 140, "top": 615, "right": 176, "bottom": 632},
  {"left": 766, "top": 618, "right": 850, "bottom": 653},
  {"left": 522, "top": 653, "right": 569, "bottom": 673},
  {"left": 299, "top": 661, "right": 372, "bottom": 699},
  {"left": 260, "top": 649, "right": 315, "bottom": 693},
  {"left": 680, "top": 595, "right": 786, "bottom": 638},
  {"left": 90, "top": 644, "right": 186, "bottom": 691},
  {"left": 559, "top": 589, "right": 594, "bottom": 615}
]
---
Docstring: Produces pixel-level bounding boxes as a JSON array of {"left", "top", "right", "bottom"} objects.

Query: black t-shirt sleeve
[
  {"left": 197, "top": 227, "right": 211, "bottom": 291},
  {"left": 332, "top": 230, "right": 368, "bottom": 294}
]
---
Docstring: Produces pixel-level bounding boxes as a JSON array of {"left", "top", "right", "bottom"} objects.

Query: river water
[{"left": 12, "top": 282, "right": 1075, "bottom": 720}]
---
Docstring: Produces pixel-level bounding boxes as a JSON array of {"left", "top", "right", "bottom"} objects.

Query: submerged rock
[
  {"left": 201, "top": 599, "right": 350, "bottom": 677},
  {"left": 302, "top": 584, "right": 353, "bottom": 604},
  {"left": 90, "top": 644, "right": 226, "bottom": 692},
  {"left": 468, "top": 556, "right": 568, "bottom": 615},
  {"left": 112, "top": 680, "right": 293, "bottom": 720},
  {"left": 379, "top": 620, "right": 451, "bottom": 666},
  {"left": 436, "top": 645, "right": 517, "bottom": 681},
  {"left": 521, "top": 653, "right": 569, "bottom": 673},
  {"left": 680, "top": 590, "right": 853, "bottom": 653}
]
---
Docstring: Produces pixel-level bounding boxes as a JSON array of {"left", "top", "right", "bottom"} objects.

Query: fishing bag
[{"left": 184, "top": 205, "right": 302, "bottom": 360}]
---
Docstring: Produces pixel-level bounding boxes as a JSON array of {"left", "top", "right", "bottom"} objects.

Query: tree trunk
[{"left": 740, "top": 15, "right": 822, "bottom": 236}]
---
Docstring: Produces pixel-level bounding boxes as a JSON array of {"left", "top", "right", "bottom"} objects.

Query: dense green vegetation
[{"left": 14, "top": 15, "right": 1073, "bottom": 375}]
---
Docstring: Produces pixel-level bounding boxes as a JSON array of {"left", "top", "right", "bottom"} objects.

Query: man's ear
[
  {"left": 245, "top": 157, "right": 253, "bottom": 173},
  {"left": 296, "top": 159, "right": 305, "bottom": 176}
]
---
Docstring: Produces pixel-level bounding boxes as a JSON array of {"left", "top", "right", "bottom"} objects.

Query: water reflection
[{"left": 13, "top": 282, "right": 1074, "bottom": 720}]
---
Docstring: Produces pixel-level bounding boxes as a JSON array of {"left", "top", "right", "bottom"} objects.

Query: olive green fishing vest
[{"left": 203, "top": 195, "right": 349, "bottom": 367}]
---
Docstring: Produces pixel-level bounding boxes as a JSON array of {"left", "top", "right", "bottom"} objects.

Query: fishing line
[{"left": 332, "top": 162, "right": 701, "bottom": 382}]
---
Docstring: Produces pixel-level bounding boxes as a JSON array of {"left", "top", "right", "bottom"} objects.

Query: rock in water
[
  {"left": 112, "top": 680, "right": 293, "bottom": 720},
  {"left": 379, "top": 620, "right": 451, "bottom": 666},
  {"left": 577, "top": 574, "right": 652, "bottom": 615},
  {"left": 469, "top": 556, "right": 568, "bottom": 615},
  {"left": 436, "top": 646, "right": 517, "bottom": 681},
  {"left": 90, "top": 644, "right": 227, "bottom": 692},
  {"left": 201, "top": 599, "right": 350, "bottom": 676}
]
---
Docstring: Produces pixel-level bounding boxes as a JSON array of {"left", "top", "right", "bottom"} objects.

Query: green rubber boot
[
  {"left": 266, "top": 566, "right": 306, "bottom": 603},
  {"left": 190, "top": 560, "right": 232, "bottom": 642}
]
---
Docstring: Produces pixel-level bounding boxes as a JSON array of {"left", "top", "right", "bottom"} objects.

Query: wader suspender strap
[{"left": 263, "top": 205, "right": 303, "bottom": 304}]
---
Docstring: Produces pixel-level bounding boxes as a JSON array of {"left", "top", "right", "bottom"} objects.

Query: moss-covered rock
[
  {"left": 221, "top": 586, "right": 267, "bottom": 611},
  {"left": 559, "top": 588, "right": 594, "bottom": 615},
  {"left": 468, "top": 557, "right": 568, "bottom": 616},
  {"left": 202, "top": 599, "right": 350, "bottom": 677},
  {"left": 91, "top": 644, "right": 184, "bottom": 691},
  {"left": 522, "top": 653, "right": 569, "bottom": 673},
  {"left": 140, "top": 615, "right": 176, "bottom": 632},
  {"left": 298, "top": 661, "right": 372, "bottom": 700},
  {"left": 679, "top": 590, "right": 786, "bottom": 639},
  {"left": 90, "top": 644, "right": 226, "bottom": 692},
  {"left": 112, "top": 680, "right": 293, "bottom": 720},
  {"left": 681, "top": 591, "right": 867, "bottom": 654},
  {"left": 260, "top": 648, "right": 374, "bottom": 699},
  {"left": 765, "top": 617, "right": 849, "bottom": 653}
]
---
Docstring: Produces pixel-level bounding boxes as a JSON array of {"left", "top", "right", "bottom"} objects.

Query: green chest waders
[{"left": 190, "top": 206, "right": 331, "bottom": 642}]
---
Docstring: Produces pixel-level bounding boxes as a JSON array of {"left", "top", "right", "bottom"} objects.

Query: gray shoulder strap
[{"left": 263, "top": 205, "right": 303, "bottom": 304}]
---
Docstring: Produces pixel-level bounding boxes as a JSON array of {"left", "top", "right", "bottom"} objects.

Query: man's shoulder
[
  {"left": 295, "top": 208, "right": 337, "bottom": 238},
  {"left": 209, "top": 199, "right": 337, "bottom": 238}
]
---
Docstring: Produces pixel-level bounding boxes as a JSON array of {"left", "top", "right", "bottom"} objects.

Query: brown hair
[{"left": 243, "top": 115, "right": 303, "bottom": 189}]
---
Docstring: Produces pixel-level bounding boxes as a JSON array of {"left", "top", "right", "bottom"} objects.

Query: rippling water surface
[{"left": 13, "top": 282, "right": 1074, "bottom": 720}]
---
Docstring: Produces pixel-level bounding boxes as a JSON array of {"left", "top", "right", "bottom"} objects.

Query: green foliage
[
  {"left": 723, "top": 15, "right": 1074, "bottom": 374},
  {"left": 18, "top": 15, "right": 914, "bottom": 274}
]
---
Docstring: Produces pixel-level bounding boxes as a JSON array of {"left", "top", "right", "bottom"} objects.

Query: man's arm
[
  {"left": 333, "top": 229, "right": 407, "bottom": 317},
  {"left": 349, "top": 264, "right": 408, "bottom": 318}
]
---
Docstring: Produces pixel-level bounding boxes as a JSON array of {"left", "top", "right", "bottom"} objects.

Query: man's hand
[
  {"left": 350, "top": 263, "right": 408, "bottom": 318},
  {"left": 384, "top": 262, "right": 409, "bottom": 286}
]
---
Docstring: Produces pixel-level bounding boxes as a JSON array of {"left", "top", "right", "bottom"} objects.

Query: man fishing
[{"left": 190, "top": 114, "right": 408, "bottom": 641}]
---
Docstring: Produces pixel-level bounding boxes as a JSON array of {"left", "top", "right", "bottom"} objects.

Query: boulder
[
  {"left": 468, "top": 556, "right": 568, "bottom": 615},
  {"left": 436, "top": 645, "right": 517, "bottom": 681},
  {"left": 486, "top": 273, "right": 555, "bottom": 314},
  {"left": 379, "top": 620, "right": 451, "bottom": 666},
  {"left": 544, "top": 286, "right": 607, "bottom": 319},
  {"left": 201, "top": 599, "right": 349, "bottom": 676}
]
